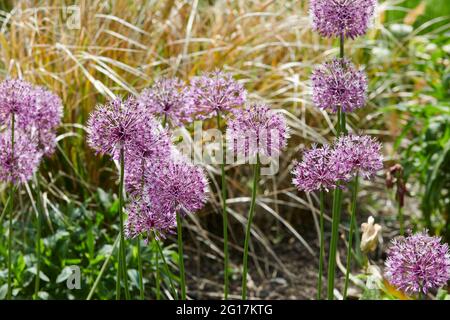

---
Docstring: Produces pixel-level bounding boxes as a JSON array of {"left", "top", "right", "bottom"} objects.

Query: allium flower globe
[
  {"left": 124, "top": 157, "right": 164, "bottom": 197},
  {"left": 0, "top": 79, "right": 37, "bottom": 128},
  {"left": 32, "top": 86, "right": 63, "bottom": 155},
  {"left": 292, "top": 145, "right": 340, "bottom": 192},
  {"left": 0, "top": 132, "right": 42, "bottom": 184},
  {"left": 125, "top": 195, "right": 176, "bottom": 241},
  {"left": 310, "top": 0, "right": 377, "bottom": 39},
  {"left": 33, "top": 86, "right": 63, "bottom": 132},
  {"left": 226, "top": 104, "right": 289, "bottom": 160},
  {"left": 87, "top": 97, "right": 141, "bottom": 157},
  {"left": 138, "top": 77, "right": 193, "bottom": 126},
  {"left": 128, "top": 116, "right": 171, "bottom": 162},
  {"left": 311, "top": 58, "right": 368, "bottom": 113},
  {"left": 147, "top": 159, "right": 209, "bottom": 216},
  {"left": 87, "top": 97, "right": 168, "bottom": 160},
  {"left": 385, "top": 231, "right": 450, "bottom": 295},
  {"left": 330, "top": 134, "right": 383, "bottom": 180},
  {"left": 189, "top": 70, "right": 246, "bottom": 119},
  {"left": 35, "top": 129, "right": 58, "bottom": 156}
]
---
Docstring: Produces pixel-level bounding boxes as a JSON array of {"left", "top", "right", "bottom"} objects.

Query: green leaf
[
  {"left": 56, "top": 266, "right": 75, "bottom": 283},
  {"left": 38, "top": 291, "right": 49, "bottom": 300},
  {"left": 0, "top": 284, "right": 7, "bottom": 300},
  {"left": 27, "top": 267, "right": 50, "bottom": 282}
]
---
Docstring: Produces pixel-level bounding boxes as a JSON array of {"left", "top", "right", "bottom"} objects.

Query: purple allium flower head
[
  {"left": 124, "top": 156, "right": 165, "bottom": 198},
  {"left": 0, "top": 131, "right": 42, "bottom": 185},
  {"left": 0, "top": 79, "right": 37, "bottom": 128},
  {"left": 87, "top": 96, "right": 169, "bottom": 161},
  {"left": 311, "top": 58, "right": 367, "bottom": 113},
  {"left": 330, "top": 134, "right": 383, "bottom": 180},
  {"left": 33, "top": 86, "right": 63, "bottom": 132},
  {"left": 147, "top": 159, "right": 209, "bottom": 216},
  {"left": 87, "top": 97, "right": 142, "bottom": 157},
  {"left": 385, "top": 231, "right": 450, "bottom": 295},
  {"left": 127, "top": 115, "right": 171, "bottom": 162},
  {"left": 124, "top": 195, "right": 176, "bottom": 241},
  {"left": 189, "top": 70, "right": 246, "bottom": 119},
  {"left": 35, "top": 130, "right": 58, "bottom": 156},
  {"left": 226, "top": 104, "right": 289, "bottom": 160},
  {"left": 138, "top": 77, "right": 193, "bottom": 126},
  {"left": 310, "top": 0, "right": 376, "bottom": 39},
  {"left": 291, "top": 144, "right": 340, "bottom": 192},
  {"left": 32, "top": 86, "right": 63, "bottom": 155}
]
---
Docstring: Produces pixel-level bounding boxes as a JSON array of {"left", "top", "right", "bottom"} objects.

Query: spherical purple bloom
[
  {"left": 87, "top": 96, "right": 170, "bottom": 162},
  {"left": 189, "top": 70, "right": 246, "bottom": 119},
  {"left": 124, "top": 156, "right": 165, "bottom": 198},
  {"left": 0, "top": 131, "right": 42, "bottom": 185},
  {"left": 311, "top": 58, "right": 367, "bottom": 113},
  {"left": 35, "top": 130, "right": 58, "bottom": 156},
  {"left": 138, "top": 77, "right": 193, "bottom": 126},
  {"left": 128, "top": 117, "right": 171, "bottom": 163},
  {"left": 226, "top": 104, "right": 289, "bottom": 160},
  {"left": 385, "top": 231, "right": 450, "bottom": 295},
  {"left": 147, "top": 159, "right": 209, "bottom": 216},
  {"left": 87, "top": 97, "right": 142, "bottom": 157},
  {"left": 32, "top": 86, "right": 63, "bottom": 155},
  {"left": 0, "top": 79, "right": 37, "bottom": 129},
  {"left": 33, "top": 86, "right": 63, "bottom": 132},
  {"left": 291, "top": 144, "right": 340, "bottom": 192},
  {"left": 310, "top": 0, "right": 376, "bottom": 39},
  {"left": 330, "top": 134, "right": 383, "bottom": 180},
  {"left": 124, "top": 195, "right": 176, "bottom": 241}
]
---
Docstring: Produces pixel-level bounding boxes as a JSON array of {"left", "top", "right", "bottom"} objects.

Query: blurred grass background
[{"left": 0, "top": 0, "right": 448, "bottom": 299}]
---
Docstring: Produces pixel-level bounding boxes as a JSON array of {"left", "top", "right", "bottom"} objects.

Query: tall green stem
[
  {"left": 398, "top": 203, "right": 404, "bottom": 236},
  {"left": 137, "top": 237, "right": 144, "bottom": 299},
  {"left": 327, "top": 34, "right": 346, "bottom": 300},
  {"left": 317, "top": 189, "right": 325, "bottom": 300},
  {"left": 116, "top": 254, "right": 121, "bottom": 299},
  {"left": 118, "top": 148, "right": 130, "bottom": 299},
  {"left": 176, "top": 213, "right": 186, "bottom": 300},
  {"left": 155, "top": 237, "right": 178, "bottom": 299},
  {"left": 343, "top": 174, "right": 359, "bottom": 299},
  {"left": 136, "top": 158, "right": 146, "bottom": 300},
  {"left": 155, "top": 249, "right": 161, "bottom": 300},
  {"left": 33, "top": 175, "right": 44, "bottom": 300},
  {"left": 7, "top": 113, "right": 15, "bottom": 300},
  {"left": 327, "top": 184, "right": 342, "bottom": 300},
  {"left": 242, "top": 157, "right": 260, "bottom": 299},
  {"left": 216, "top": 112, "right": 229, "bottom": 300}
]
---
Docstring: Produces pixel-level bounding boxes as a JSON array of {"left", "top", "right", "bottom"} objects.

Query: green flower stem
[
  {"left": 176, "top": 213, "right": 186, "bottom": 300},
  {"left": 136, "top": 159, "right": 146, "bottom": 300},
  {"left": 343, "top": 173, "right": 359, "bottom": 299},
  {"left": 398, "top": 203, "right": 404, "bottom": 236},
  {"left": 242, "top": 157, "right": 261, "bottom": 299},
  {"left": 327, "top": 184, "right": 342, "bottom": 300},
  {"left": 116, "top": 253, "right": 121, "bottom": 299},
  {"left": 118, "top": 148, "right": 130, "bottom": 299},
  {"left": 155, "top": 248, "right": 161, "bottom": 300},
  {"left": 7, "top": 113, "right": 15, "bottom": 300},
  {"left": 87, "top": 235, "right": 119, "bottom": 300},
  {"left": 0, "top": 195, "right": 10, "bottom": 224},
  {"left": 137, "top": 237, "right": 144, "bottom": 299},
  {"left": 155, "top": 237, "right": 178, "bottom": 299},
  {"left": 33, "top": 175, "right": 45, "bottom": 300},
  {"left": 327, "top": 32, "right": 346, "bottom": 301},
  {"left": 317, "top": 189, "right": 325, "bottom": 300},
  {"left": 216, "top": 112, "right": 230, "bottom": 300}
]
